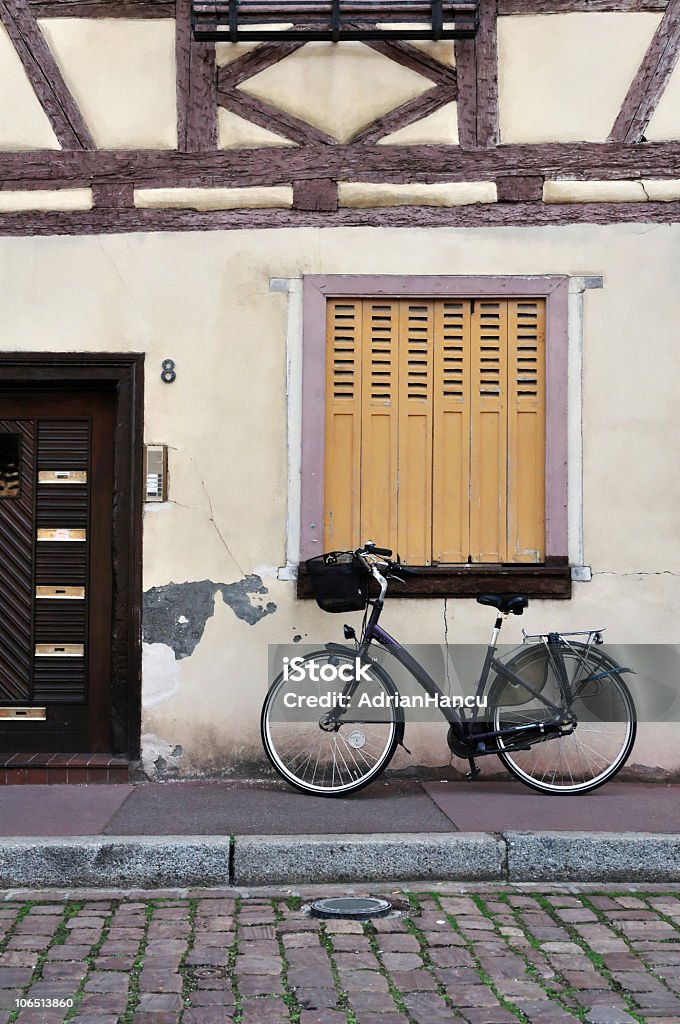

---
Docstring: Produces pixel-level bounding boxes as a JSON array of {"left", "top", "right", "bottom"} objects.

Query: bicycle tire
[
  {"left": 489, "top": 642, "right": 636, "bottom": 795},
  {"left": 261, "top": 647, "right": 403, "bottom": 796}
]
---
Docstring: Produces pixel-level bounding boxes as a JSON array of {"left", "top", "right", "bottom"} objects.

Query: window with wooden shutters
[{"left": 323, "top": 296, "right": 546, "bottom": 565}]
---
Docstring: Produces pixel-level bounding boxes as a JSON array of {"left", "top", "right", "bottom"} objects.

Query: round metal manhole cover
[{"left": 309, "top": 896, "right": 393, "bottom": 920}]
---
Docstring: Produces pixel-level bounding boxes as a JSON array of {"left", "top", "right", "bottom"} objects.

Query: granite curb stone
[
  {"left": 0, "top": 836, "right": 231, "bottom": 889},
  {"left": 504, "top": 830, "right": 680, "bottom": 883},
  {"left": 0, "top": 832, "right": 679, "bottom": 887},
  {"left": 232, "top": 832, "right": 506, "bottom": 886}
]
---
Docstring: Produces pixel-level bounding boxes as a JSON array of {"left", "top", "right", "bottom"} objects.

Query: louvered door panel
[
  {"left": 324, "top": 300, "right": 362, "bottom": 551},
  {"left": 34, "top": 601, "right": 86, "bottom": 644},
  {"left": 433, "top": 301, "right": 471, "bottom": 563},
  {"left": 0, "top": 420, "right": 35, "bottom": 701},
  {"left": 398, "top": 302, "right": 434, "bottom": 565},
  {"left": 507, "top": 300, "right": 545, "bottom": 562},
  {"left": 34, "top": 420, "right": 89, "bottom": 704},
  {"left": 360, "top": 301, "right": 399, "bottom": 554},
  {"left": 37, "top": 421, "right": 89, "bottom": 469},
  {"left": 470, "top": 301, "right": 508, "bottom": 562}
]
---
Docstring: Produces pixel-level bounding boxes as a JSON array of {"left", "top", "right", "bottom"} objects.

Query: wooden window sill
[{"left": 296, "top": 562, "right": 572, "bottom": 600}]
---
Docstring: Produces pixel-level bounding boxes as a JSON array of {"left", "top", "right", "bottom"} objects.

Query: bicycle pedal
[{"left": 465, "top": 759, "right": 482, "bottom": 780}]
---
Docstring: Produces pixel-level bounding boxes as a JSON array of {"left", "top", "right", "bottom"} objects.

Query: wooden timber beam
[
  {"left": 609, "top": 0, "right": 680, "bottom": 143},
  {"left": 0, "top": 0, "right": 95, "bottom": 149},
  {"left": 25, "top": 0, "right": 668, "bottom": 16},
  {"left": 176, "top": 0, "right": 217, "bottom": 151},
  {"left": 350, "top": 83, "right": 456, "bottom": 145},
  {"left": 2, "top": 200, "right": 680, "bottom": 237},
  {"left": 1, "top": 142, "right": 679, "bottom": 188},
  {"left": 216, "top": 87, "right": 337, "bottom": 145},
  {"left": 455, "top": 0, "right": 498, "bottom": 148},
  {"left": 498, "top": 1, "right": 668, "bottom": 12}
]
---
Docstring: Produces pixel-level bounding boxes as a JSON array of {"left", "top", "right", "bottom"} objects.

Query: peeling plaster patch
[
  {"left": 142, "top": 641, "right": 181, "bottom": 708},
  {"left": 143, "top": 577, "right": 277, "bottom": 660},
  {"left": 140, "top": 733, "right": 184, "bottom": 779}
]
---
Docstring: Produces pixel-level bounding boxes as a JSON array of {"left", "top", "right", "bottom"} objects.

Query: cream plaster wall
[
  {"left": 378, "top": 102, "right": 459, "bottom": 146},
  {"left": 238, "top": 41, "right": 435, "bottom": 142},
  {"left": 0, "top": 224, "right": 678, "bottom": 775},
  {"left": 0, "top": 23, "right": 59, "bottom": 150},
  {"left": 38, "top": 19, "right": 177, "bottom": 149},
  {"left": 498, "top": 13, "right": 661, "bottom": 143},
  {"left": 338, "top": 181, "right": 496, "bottom": 207},
  {"left": 218, "top": 108, "right": 297, "bottom": 149},
  {"left": 134, "top": 186, "right": 293, "bottom": 210}
]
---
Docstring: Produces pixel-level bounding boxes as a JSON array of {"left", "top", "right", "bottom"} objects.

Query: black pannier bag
[{"left": 305, "top": 551, "right": 370, "bottom": 613}]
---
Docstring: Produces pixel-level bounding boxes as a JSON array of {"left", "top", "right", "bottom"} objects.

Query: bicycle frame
[{"left": 355, "top": 599, "right": 566, "bottom": 746}]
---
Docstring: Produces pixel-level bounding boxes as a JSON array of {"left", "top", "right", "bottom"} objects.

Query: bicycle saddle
[{"left": 476, "top": 594, "right": 529, "bottom": 615}]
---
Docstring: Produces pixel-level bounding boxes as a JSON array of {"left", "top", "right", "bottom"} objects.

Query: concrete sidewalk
[{"left": 0, "top": 779, "right": 679, "bottom": 888}]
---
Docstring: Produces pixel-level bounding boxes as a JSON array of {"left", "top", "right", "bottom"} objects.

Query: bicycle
[{"left": 261, "top": 542, "right": 637, "bottom": 797}]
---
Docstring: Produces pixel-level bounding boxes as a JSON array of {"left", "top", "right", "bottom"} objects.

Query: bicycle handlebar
[{"left": 361, "top": 541, "right": 393, "bottom": 557}]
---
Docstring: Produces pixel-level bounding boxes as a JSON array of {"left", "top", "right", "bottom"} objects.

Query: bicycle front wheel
[
  {"left": 261, "top": 648, "right": 402, "bottom": 796},
  {"left": 490, "top": 643, "right": 636, "bottom": 794}
]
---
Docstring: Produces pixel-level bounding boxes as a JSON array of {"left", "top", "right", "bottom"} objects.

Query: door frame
[{"left": 0, "top": 353, "right": 144, "bottom": 759}]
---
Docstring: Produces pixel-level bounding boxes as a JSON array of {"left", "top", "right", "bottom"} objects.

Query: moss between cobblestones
[
  {"left": 533, "top": 893, "right": 648, "bottom": 1024},
  {"left": 401, "top": 892, "right": 463, "bottom": 1019},
  {"left": 363, "top": 921, "right": 412, "bottom": 1021},
  {"left": 117, "top": 898, "right": 155, "bottom": 1024},
  {"left": 7, "top": 900, "right": 84, "bottom": 1024},
  {"left": 64, "top": 899, "right": 117, "bottom": 1022},
  {"left": 578, "top": 892, "right": 680, "bottom": 1016},
  {"left": 480, "top": 891, "right": 592, "bottom": 1022},
  {"left": 227, "top": 896, "right": 243, "bottom": 1022},
  {"left": 5, "top": 902, "right": 42, "bottom": 1024},
  {"left": 273, "top": 898, "right": 301, "bottom": 1023},
  {"left": 318, "top": 921, "right": 357, "bottom": 1024},
  {"left": 179, "top": 896, "right": 201, "bottom": 1009},
  {"left": 466, "top": 893, "right": 530, "bottom": 1023}
]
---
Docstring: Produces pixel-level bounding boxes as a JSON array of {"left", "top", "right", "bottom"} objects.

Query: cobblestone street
[{"left": 1, "top": 887, "right": 680, "bottom": 1024}]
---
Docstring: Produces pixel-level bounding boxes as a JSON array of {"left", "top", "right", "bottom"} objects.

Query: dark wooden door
[{"left": 0, "top": 389, "right": 114, "bottom": 753}]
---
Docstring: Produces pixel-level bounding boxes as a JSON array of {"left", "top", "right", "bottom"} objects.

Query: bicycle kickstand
[{"left": 465, "top": 757, "right": 482, "bottom": 780}]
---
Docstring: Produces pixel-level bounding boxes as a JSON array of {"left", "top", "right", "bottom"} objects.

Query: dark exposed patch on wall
[{"left": 143, "top": 576, "right": 276, "bottom": 660}]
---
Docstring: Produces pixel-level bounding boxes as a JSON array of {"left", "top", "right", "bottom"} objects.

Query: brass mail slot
[
  {"left": 35, "top": 644, "right": 84, "bottom": 657},
  {"left": 36, "top": 586, "right": 86, "bottom": 600},
  {"left": 37, "top": 528, "right": 86, "bottom": 542},
  {"left": 39, "top": 471, "right": 87, "bottom": 484},
  {"left": 0, "top": 707, "right": 46, "bottom": 721}
]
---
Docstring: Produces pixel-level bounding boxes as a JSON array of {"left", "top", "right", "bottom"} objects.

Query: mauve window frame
[{"left": 299, "top": 274, "right": 569, "bottom": 574}]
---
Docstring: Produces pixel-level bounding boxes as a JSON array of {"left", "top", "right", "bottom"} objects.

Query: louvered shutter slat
[
  {"left": 433, "top": 300, "right": 471, "bottom": 564},
  {"left": 397, "top": 302, "right": 434, "bottom": 565},
  {"left": 507, "top": 300, "right": 546, "bottom": 562},
  {"left": 470, "top": 301, "right": 508, "bottom": 563},
  {"left": 360, "top": 301, "right": 399, "bottom": 554},
  {"left": 323, "top": 300, "right": 362, "bottom": 551}
]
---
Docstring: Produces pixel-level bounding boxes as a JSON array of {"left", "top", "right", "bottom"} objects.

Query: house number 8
[{"left": 161, "top": 359, "right": 176, "bottom": 383}]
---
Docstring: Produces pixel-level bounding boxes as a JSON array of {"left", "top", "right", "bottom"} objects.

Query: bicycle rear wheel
[
  {"left": 261, "top": 648, "right": 402, "bottom": 796},
  {"left": 490, "top": 643, "right": 636, "bottom": 794}
]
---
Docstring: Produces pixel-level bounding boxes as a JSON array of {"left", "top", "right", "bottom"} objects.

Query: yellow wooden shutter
[
  {"left": 360, "top": 301, "right": 399, "bottom": 554},
  {"left": 433, "top": 300, "right": 471, "bottom": 563},
  {"left": 470, "top": 300, "right": 508, "bottom": 562},
  {"left": 507, "top": 299, "right": 545, "bottom": 562},
  {"left": 397, "top": 301, "right": 434, "bottom": 565},
  {"left": 323, "top": 299, "right": 362, "bottom": 551},
  {"left": 323, "top": 294, "right": 546, "bottom": 565}
]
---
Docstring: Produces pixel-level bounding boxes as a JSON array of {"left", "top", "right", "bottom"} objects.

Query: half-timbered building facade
[{"left": 0, "top": 0, "right": 678, "bottom": 780}]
